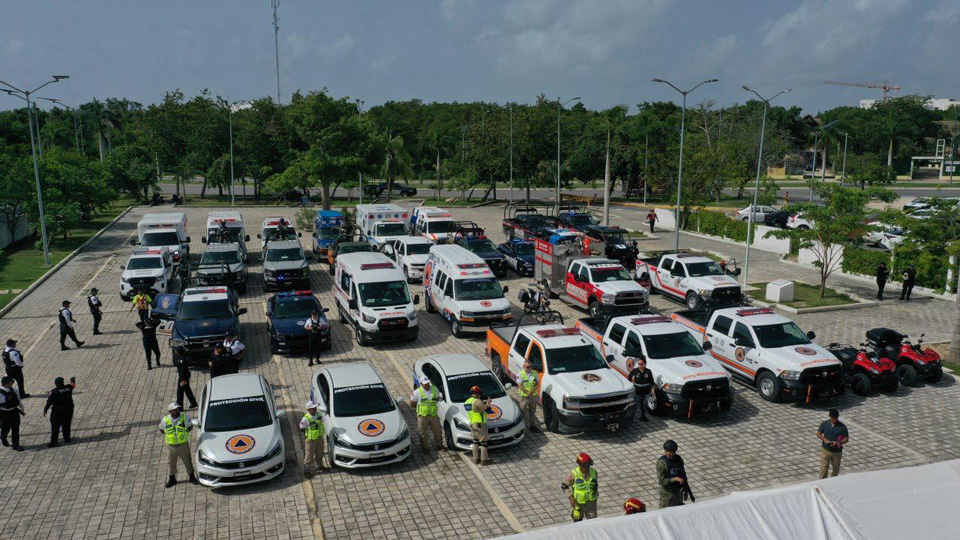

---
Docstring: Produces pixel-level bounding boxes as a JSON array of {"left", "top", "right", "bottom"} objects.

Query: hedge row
[
  {"left": 842, "top": 246, "right": 951, "bottom": 290},
  {"left": 682, "top": 209, "right": 755, "bottom": 243}
]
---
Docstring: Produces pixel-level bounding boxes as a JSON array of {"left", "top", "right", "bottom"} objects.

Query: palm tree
[{"left": 381, "top": 134, "right": 413, "bottom": 202}]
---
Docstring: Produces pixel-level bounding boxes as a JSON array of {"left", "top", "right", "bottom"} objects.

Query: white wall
[
  {"left": 654, "top": 208, "right": 676, "bottom": 230},
  {"left": 798, "top": 242, "right": 843, "bottom": 274},
  {"left": 754, "top": 225, "right": 791, "bottom": 254}
]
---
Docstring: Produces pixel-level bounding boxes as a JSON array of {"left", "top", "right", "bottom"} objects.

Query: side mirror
[
  {"left": 702, "top": 341, "right": 713, "bottom": 351},
  {"left": 257, "top": 234, "right": 262, "bottom": 239},
  {"left": 501, "top": 285, "right": 509, "bottom": 294},
  {"left": 733, "top": 268, "right": 742, "bottom": 276},
  {"left": 130, "top": 239, "right": 139, "bottom": 245},
  {"left": 244, "top": 235, "right": 250, "bottom": 242},
  {"left": 413, "top": 294, "right": 420, "bottom": 305},
  {"left": 275, "top": 410, "right": 286, "bottom": 418},
  {"left": 322, "top": 307, "right": 330, "bottom": 314},
  {"left": 316, "top": 403, "right": 328, "bottom": 414},
  {"left": 185, "top": 237, "right": 191, "bottom": 243},
  {"left": 120, "top": 264, "right": 126, "bottom": 271},
  {"left": 806, "top": 331, "right": 816, "bottom": 340},
  {"left": 348, "top": 299, "right": 358, "bottom": 310},
  {"left": 504, "top": 383, "right": 514, "bottom": 390},
  {"left": 191, "top": 419, "right": 200, "bottom": 428},
  {"left": 606, "top": 354, "right": 615, "bottom": 363},
  {"left": 238, "top": 308, "right": 248, "bottom": 315},
  {"left": 265, "top": 311, "right": 273, "bottom": 318},
  {"left": 201, "top": 236, "right": 207, "bottom": 244}
]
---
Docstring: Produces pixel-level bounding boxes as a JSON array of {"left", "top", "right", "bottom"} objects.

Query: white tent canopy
[{"left": 500, "top": 460, "right": 960, "bottom": 540}]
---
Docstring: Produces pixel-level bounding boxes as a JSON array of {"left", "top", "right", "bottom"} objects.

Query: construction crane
[{"left": 823, "top": 80, "right": 902, "bottom": 100}]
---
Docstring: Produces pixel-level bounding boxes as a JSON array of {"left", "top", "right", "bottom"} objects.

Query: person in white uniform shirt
[
  {"left": 223, "top": 334, "right": 246, "bottom": 373},
  {"left": 2, "top": 338, "right": 27, "bottom": 398},
  {"left": 303, "top": 311, "right": 327, "bottom": 367},
  {"left": 87, "top": 288, "right": 104, "bottom": 335},
  {"left": 58, "top": 300, "right": 84, "bottom": 351}
]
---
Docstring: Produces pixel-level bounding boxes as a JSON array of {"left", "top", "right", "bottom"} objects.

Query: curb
[
  {"left": 0, "top": 205, "right": 134, "bottom": 320},
  {"left": 748, "top": 280, "right": 878, "bottom": 314}
]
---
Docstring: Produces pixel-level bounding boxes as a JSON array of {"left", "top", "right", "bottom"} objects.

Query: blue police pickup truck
[{"left": 169, "top": 286, "right": 247, "bottom": 364}]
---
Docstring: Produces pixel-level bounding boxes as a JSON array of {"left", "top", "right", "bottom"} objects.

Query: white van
[
  {"left": 411, "top": 207, "right": 456, "bottom": 243},
  {"left": 355, "top": 204, "right": 410, "bottom": 248},
  {"left": 203, "top": 211, "right": 250, "bottom": 262},
  {"left": 423, "top": 245, "right": 511, "bottom": 338},
  {"left": 334, "top": 252, "right": 420, "bottom": 346},
  {"left": 134, "top": 212, "right": 190, "bottom": 266}
]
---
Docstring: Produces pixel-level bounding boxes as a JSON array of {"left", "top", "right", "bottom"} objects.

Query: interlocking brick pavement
[{"left": 0, "top": 202, "right": 957, "bottom": 540}]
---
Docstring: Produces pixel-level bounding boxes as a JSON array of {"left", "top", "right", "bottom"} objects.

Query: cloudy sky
[{"left": 1, "top": 0, "right": 956, "bottom": 113}]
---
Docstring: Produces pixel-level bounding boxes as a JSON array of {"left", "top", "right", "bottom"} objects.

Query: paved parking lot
[{"left": 1, "top": 203, "right": 958, "bottom": 540}]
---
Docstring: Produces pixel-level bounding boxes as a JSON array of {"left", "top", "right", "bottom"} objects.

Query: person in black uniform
[
  {"left": 627, "top": 354, "right": 654, "bottom": 422},
  {"left": 135, "top": 316, "right": 162, "bottom": 370},
  {"left": 900, "top": 265, "right": 917, "bottom": 301},
  {"left": 0, "top": 376, "right": 25, "bottom": 451},
  {"left": 2, "top": 338, "right": 27, "bottom": 398},
  {"left": 58, "top": 300, "right": 84, "bottom": 351},
  {"left": 43, "top": 376, "right": 75, "bottom": 447},
  {"left": 88, "top": 288, "right": 104, "bottom": 335},
  {"left": 208, "top": 344, "right": 233, "bottom": 378},
  {"left": 304, "top": 311, "right": 326, "bottom": 367},
  {"left": 175, "top": 357, "right": 198, "bottom": 409},
  {"left": 875, "top": 263, "right": 889, "bottom": 301}
]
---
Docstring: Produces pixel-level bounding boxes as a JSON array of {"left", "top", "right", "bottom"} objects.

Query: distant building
[{"left": 860, "top": 97, "right": 959, "bottom": 110}]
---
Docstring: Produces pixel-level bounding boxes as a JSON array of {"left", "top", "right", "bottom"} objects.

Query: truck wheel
[
  {"left": 491, "top": 354, "right": 508, "bottom": 384},
  {"left": 757, "top": 372, "right": 782, "bottom": 402},
  {"left": 450, "top": 318, "right": 464, "bottom": 338},
  {"left": 355, "top": 327, "right": 369, "bottom": 347},
  {"left": 588, "top": 301, "right": 602, "bottom": 318},
  {"left": 328, "top": 264, "right": 335, "bottom": 276},
  {"left": 646, "top": 391, "right": 663, "bottom": 416},
  {"left": 798, "top": 225, "right": 810, "bottom": 230},
  {"left": 504, "top": 228, "right": 513, "bottom": 240},
  {"left": 425, "top": 295, "right": 436, "bottom": 314},
  {"left": 543, "top": 397, "right": 560, "bottom": 433},
  {"left": 896, "top": 364, "right": 918, "bottom": 386},
  {"left": 444, "top": 422, "right": 456, "bottom": 450},
  {"left": 881, "top": 378, "right": 899, "bottom": 393},
  {"left": 337, "top": 304, "right": 347, "bottom": 323},
  {"left": 926, "top": 366, "right": 944, "bottom": 383},
  {"left": 850, "top": 373, "right": 871, "bottom": 396},
  {"left": 686, "top": 292, "right": 702, "bottom": 310}
]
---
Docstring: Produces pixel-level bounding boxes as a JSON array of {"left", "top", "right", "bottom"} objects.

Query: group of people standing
[
  {"left": 1, "top": 338, "right": 76, "bottom": 451},
  {"left": 875, "top": 263, "right": 917, "bottom": 301}
]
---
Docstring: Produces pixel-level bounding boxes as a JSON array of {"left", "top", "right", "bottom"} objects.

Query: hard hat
[
  {"left": 470, "top": 385, "right": 482, "bottom": 394},
  {"left": 419, "top": 377, "right": 431, "bottom": 385},
  {"left": 168, "top": 402, "right": 182, "bottom": 411},
  {"left": 623, "top": 498, "right": 646, "bottom": 514},
  {"left": 663, "top": 439, "right": 678, "bottom": 452},
  {"left": 576, "top": 452, "right": 592, "bottom": 466},
  {"left": 305, "top": 401, "right": 317, "bottom": 409}
]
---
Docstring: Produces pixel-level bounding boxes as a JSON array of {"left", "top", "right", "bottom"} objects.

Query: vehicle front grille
[
  {"left": 378, "top": 317, "right": 409, "bottom": 330},
  {"left": 208, "top": 452, "right": 275, "bottom": 469},
  {"left": 711, "top": 287, "right": 742, "bottom": 303},
  {"left": 129, "top": 277, "right": 156, "bottom": 288},
  {"left": 800, "top": 366, "right": 842, "bottom": 385},
  {"left": 681, "top": 378, "right": 730, "bottom": 399},
  {"left": 614, "top": 292, "right": 645, "bottom": 305}
]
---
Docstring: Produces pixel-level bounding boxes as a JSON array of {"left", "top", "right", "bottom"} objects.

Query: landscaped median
[{"left": 748, "top": 281, "right": 875, "bottom": 314}]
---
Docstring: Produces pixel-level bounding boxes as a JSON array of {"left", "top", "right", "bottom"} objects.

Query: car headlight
[
  {"left": 121, "top": 277, "right": 130, "bottom": 283},
  {"left": 333, "top": 432, "right": 356, "bottom": 449},
  {"left": 453, "top": 417, "right": 470, "bottom": 430},
  {"left": 698, "top": 289, "right": 709, "bottom": 296},
  {"left": 198, "top": 448, "right": 216, "bottom": 466},
  {"left": 398, "top": 428, "right": 410, "bottom": 442},
  {"left": 408, "top": 311, "right": 417, "bottom": 321},
  {"left": 266, "top": 441, "right": 283, "bottom": 459},
  {"left": 661, "top": 383, "right": 684, "bottom": 394},
  {"left": 780, "top": 370, "right": 802, "bottom": 380},
  {"left": 562, "top": 396, "right": 581, "bottom": 411},
  {"left": 170, "top": 338, "right": 186, "bottom": 348},
  {"left": 601, "top": 293, "right": 616, "bottom": 304},
  {"left": 265, "top": 270, "right": 275, "bottom": 278},
  {"left": 362, "top": 312, "right": 376, "bottom": 324}
]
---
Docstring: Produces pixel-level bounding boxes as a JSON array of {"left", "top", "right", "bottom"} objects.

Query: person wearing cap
[
  {"left": 175, "top": 356, "right": 198, "bottom": 409},
  {"left": 58, "top": 300, "right": 84, "bottom": 351},
  {"left": 208, "top": 344, "right": 233, "bottom": 378},
  {"left": 657, "top": 439, "right": 688, "bottom": 508},
  {"left": 2, "top": 338, "right": 27, "bottom": 398},
  {"left": 627, "top": 354, "right": 654, "bottom": 422},
  {"left": 299, "top": 401, "right": 327, "bottom": 478},
  {"left": 408, "top": 376, "right": 444, "bottom": 454},
  {"left": 562, "top": 452, "right": 598, "bottom": 522},
  {"left": 136, "top": 316, "right": 162, "bottom": 370},
  {"left": 223, "top": 334, "right": 246, "bottom": 373},
  {"left": 303, "top": 310, "right": 327, "bottom": 367},
  {"left": 464, "top": 386, "right": 492, "bottom": 465},
  {"left": 87, "top": 288, "right": 104, "bottom": 335},
  {"left": 516, "top": 359, "right": 541, "bottom": 433},
  {"left": 623, "top": 498, "right": 646, "bottom": 515},
  {"left": 158, "top": 402, "right": 198, "bottom": 488},
  {"left": 0, "top": 375, "right": 25, "bottom": 451},
  {"left": 130, "top": 289, "right": 152, "bottom": 323},
  {"left": 817, "top": 408, "right": 849, "bottom": 479},
  {"left": 43, "top": 376, "right": 76, "bottom": 447}
]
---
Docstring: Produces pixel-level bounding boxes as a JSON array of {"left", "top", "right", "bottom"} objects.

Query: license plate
[
  {"left": 370, "top": 452, "right": 385, "bottom": 458},
  {"left": 606, "top": 423, "right": 619, "bottom": 432},
  {"left": 234, "top": 470, "right": 251, "bottom": 477}
]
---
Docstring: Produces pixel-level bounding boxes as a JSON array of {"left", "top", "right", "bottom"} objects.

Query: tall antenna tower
[{"left": 271, "top": 0, "right": 281, "bottom": 103}]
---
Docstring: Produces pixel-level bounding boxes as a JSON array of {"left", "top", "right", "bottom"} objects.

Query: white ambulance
[
  {"left": 355, "top": 204, "right": 410, "bottom": 248},
  {"left": 333, "top": 252, "right": 420, "bottom": 346},
  {"left": 423, "top": 245, "right": 511, "bottom": 338},
  {"left": 134, "top": 212, "right": 190, "bottom": 267},
  {"left": 411, "top": 206, "right": 457, "bottom": 243}
]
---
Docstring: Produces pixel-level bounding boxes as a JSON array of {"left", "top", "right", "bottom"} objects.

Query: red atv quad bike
[
  {"left": 826, "top": 342, "right": 899, "bottom": 395},
  {"left": 865, "top": 328, "right": 943, "bottom": 386}
]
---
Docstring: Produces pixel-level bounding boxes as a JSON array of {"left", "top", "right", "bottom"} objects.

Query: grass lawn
[
  {"left": 750, "top": 281, "right": 857, "bottom": 309},
  {"left": 0, "top": 198, "right": 134, "bottom": 310}
]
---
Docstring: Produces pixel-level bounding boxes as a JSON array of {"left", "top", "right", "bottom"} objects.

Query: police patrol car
[
  {"left": 413, "top": 354, "right": 524, "bottom": 451},
  {"left": 266, "top": 291, "right": 331, "bottom": 354},
  {"left": 310, "top": 363, "right": 411, "bottom": 469},
  {"left": 193, "top": 373, "right": 285, "bottom": 487}
]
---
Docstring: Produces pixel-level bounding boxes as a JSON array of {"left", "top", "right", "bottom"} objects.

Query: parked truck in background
[{"left": 636, "top": 251, "right": 742, "bottom": 309}]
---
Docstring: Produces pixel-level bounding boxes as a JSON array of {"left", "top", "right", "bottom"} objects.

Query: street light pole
[
  {"left": 556, "top": 96, "right": 580, "bottom": 211},
  {"left": 741, "top": 86, "right": 791, "bottom": 288},
  {"left": 228, "top": 104, "right": 235, "bottom": 206},
  {"left": 356, "top": 99, "right": 364, "bottom": 202},
  {"left": 0, "top": 75, "right": 69, "bottom": 267},
  {"left": 271, "top": 0, "right": 282, "bottom": 103},
  {"left": 39, "top": 98, "right": 81, "bottom": 155},
  {"left": 509, "top": 102, "right": 514, "bottom": 203},
  {"left": 652, "top": 78, "right": 718, "bottom": 250}
]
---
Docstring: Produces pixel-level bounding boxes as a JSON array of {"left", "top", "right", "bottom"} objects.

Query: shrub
[
  {"left": 890, "top": 243, "right": 949, "bottom": 290},
  {"left": 295, "top": 207, "right": 315, "bottom": 232},
  {"left": 841, "top": 247, "right": 890, "bottom": 277},
  {"left": 683, "top": 209, "right": 753, "bottom": 243}
]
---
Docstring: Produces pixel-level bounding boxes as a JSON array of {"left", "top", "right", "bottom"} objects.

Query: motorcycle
[
  {"left": 518, "top": 279, "right": 551, "bottom": 322},
  {"left": 865, "top": 328, "right": 943, "bottom": 386}
]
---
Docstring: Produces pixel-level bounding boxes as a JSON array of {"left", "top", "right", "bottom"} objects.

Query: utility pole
[
  {"left": 509, "top": 103, "right": 514, "bottom": 203},
  {"left": 644, "top": 133, "right": 649, "bottom": 205},
  {"left": 271, "top": 0, "right": 281, "bottom": 103},
  {"left": 228, "top": 103, "right": 236, "bottom": 206},
  {"left": 603, "top": 122, "right": 611, "bottom": 225}
]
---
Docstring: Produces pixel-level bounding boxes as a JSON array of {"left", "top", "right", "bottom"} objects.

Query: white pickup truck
[
  {"left": 635, "top": 251, "right": 742, "bottom": 309},
  {"left": 577, "top": 314, "right": 733, "bottom": 417},
  {"left": 486, "top": 314, "right": 636, "bottom": 433},
  {"left": 671, "top": 307, "right": 843, "bottom": 403}
]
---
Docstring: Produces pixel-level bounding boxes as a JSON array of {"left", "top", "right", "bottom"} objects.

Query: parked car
[
  {"left": 763, "top": 210, "right": 791, "bottom": 228},
  {"left": 903, "top": 198, "right": 930, "bottom": 213},
  {"left": 735, "top": 205, "right": 777, "bottom": 223}
]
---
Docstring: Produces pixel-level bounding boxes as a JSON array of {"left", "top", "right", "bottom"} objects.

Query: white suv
[
  {"left": 120, "top": 247, "right": 175, "bottom": 299},
  {"left": 382, "top": 236, "right": 433, "bottom": 282}
]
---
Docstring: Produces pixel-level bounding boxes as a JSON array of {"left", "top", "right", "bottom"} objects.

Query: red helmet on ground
[
  {"left": 623, "top": 498, "right": 646, "bottom": 514},
  {"left": 575, "top": 452, "right": 592, "bottom": 466},
  {"left": 470, "top": 385, "right": 482, "bottom": 394}
]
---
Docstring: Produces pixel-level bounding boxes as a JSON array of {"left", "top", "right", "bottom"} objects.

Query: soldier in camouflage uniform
[{"left": 656, "top": 439, "right": 687, "bottom": 508}]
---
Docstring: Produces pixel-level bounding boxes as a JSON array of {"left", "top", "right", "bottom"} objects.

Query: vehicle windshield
[
  {"left": 465, "top": 239, "right": 497, "bottom": 254},
  {"left": 204, "top": 396, "right": 273, "bottom": 432},
  {"left": 376, "top": 223, "right": 407, "bottom": 236},
  {"left": 208, "top": 228, "right": 243, "bottom": 243},
  {"left": 127, "top": 257, "right": 163, "bottom": 270},
  {"left": 642, "top": 332, "right": 704, "bottom": 359},
  {"left": 317, "top": 227, "right": 341, "bottom": 240},
  {"left": 266, "top": 228, "right": 298, "bottom": 242},
  {"left": 426, "top": 221, "right": 455, "bottom": 234},
  {"left": 605, "top": 232, "right": 627, "bottom": 244},
  {"left": 200, "top": 251, "right": 241, "bottom": 265},
  {"left": 685, "top": 261, "right": 723, "bottom": 277},
  {"left": 275, "top": 297, "right": 319, "bottom": 318},
  {"left": 339, "top": 244, "right": 373, "bottom": 255},
  {"left": 514, "top": 243, "right": 534, "bottom": 257},
  {"left": 333, "top": 383, "right": 396, "bottom": 417},
  {"left": 564, "top": 214, "right": 599, "bottom": 226},
  {"left": 358, "top": 280, "right": 411, "bottom": 307},
  {"left": 546, "top": 345, "right": 607, "bottom": 375},
  {"left": 406, "top": 243, "right": 431, "bottom": 255},
  {"left": 178, "top": 299, "right": 232, "bottom": 320},
  {"left": 454, "top": 278, "right": 504, "bottom": 301},
  {"left": 590, "top": 267, "right": 631, "bottom": 282},
  {"left": 753, "top": 322, "right": 811, "bottom": 348},
  {"left": 142, "top": 232, "right": 180, "bottom": 247},
  {"left": 265, "top": 248, "right": 304, "bottom": 262},
  {"left": 446, "top": 372, "right": 506, "bottom": 403}
]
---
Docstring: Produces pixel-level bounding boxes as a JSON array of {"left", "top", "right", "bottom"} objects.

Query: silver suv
[
  {"left": 262, "top": 239, "right": 310, "bottom": 290},
  {"left": 194, "top": 243, "right": 248, "bottom": 293}
]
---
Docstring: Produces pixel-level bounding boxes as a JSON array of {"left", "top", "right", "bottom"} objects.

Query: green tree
[
  {"left": 382, "top": 134, "right": 414, "bottom": 202},
  {"left": 103, "top": 145, "right": 157, "bottom": 201}
]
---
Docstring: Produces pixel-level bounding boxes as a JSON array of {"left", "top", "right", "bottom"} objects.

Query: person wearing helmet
[
  {"left": 408, "top": 376, "right": 444, "bottom": 454},
  {"left": 88, "top": 287, "right": 103, "bottom": 335},
  {"left": 562, "top": 452, "right": 598, "bottom": 522},
  {"left": 623, "top": 498, "right": 646, "bottom": 515},
  {"left": 299, "top": 401, "right": 328, "bottom": 478},
  {"left": 464, "top": 386, "right": 492, "bottom": 465},
  {"left": 158, "top": 402, "right": 198, "bottom": 488},
  {"left": 516, "top": 359, "right": 541, "bottom": 433},
  {"left": 657, "top": 439, "right": 689, "bottom": 508}
]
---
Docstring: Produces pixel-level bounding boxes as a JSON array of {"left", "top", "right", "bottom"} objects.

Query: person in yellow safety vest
[
  {"left": 158, "top": 402, "right": 197, "bottom": 488},
  {"left": 517, "top": 359, "right": 541, "bottom": 433},
  {"left": 299, "top": 401, "right": 328, "bottom": 478},
  {"left": 130, "top": 289, "right": 152, "bottom": 323},
  {"left": 408, "top": 377, "right": 445, "bottom": 454},
  {"left": 561, "top": 452, "right": 598, "bottom": 522},
  {"left": 464, "top": 386, "right": 492, "bottom": 465}
]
